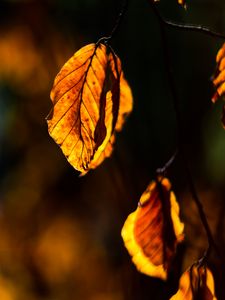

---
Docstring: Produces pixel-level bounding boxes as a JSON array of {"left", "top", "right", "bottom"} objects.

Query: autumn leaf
[
  {"left": 47, "top": 42, "right": 132, "bottom": 174},
  {"left": 212, "top": 43, "right": 225, "bottom": 128},
  {"left": 170, "top": 263, "right": 217, "bottom": 300},
  {"left": 121, "top": 176, "right": 184, "bottom": 280}
]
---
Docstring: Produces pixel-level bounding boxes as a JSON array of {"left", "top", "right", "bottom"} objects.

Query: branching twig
[
  {"left": 152, "top": 2, "right": 225, "bottom": 40},
  {"left": 150, "top": 2, "right": 219, "bottom": 258}
]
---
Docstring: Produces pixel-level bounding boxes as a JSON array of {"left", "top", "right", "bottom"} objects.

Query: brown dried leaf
[
  {"left": 170, "top": 264, "right": 217, "bottom": 300},
  {"left": 47, "top": 43, "right": 132, "bottom": 174},
  {"left": 121, "top": 176, "right": 184, "bottom": 280}
]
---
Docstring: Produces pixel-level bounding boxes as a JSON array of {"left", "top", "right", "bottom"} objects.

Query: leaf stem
[{"left": 150, "top": 2, "right": 218, "bottom": 256}]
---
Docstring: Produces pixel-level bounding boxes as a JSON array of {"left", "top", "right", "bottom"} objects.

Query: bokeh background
[{"left": 0, "top": 0, "right": 225, "bottom": 299}]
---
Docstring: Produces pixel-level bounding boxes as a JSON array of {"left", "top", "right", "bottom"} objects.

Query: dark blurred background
[{"left": 0, "top": 0, "right": 225, "bottom": 299}]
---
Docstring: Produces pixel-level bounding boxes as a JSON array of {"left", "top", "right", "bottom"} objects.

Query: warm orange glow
[
  {"left": 48, "top": 43, "right": 133, "bottom": 174},
  {"left": 178, "top": 0, "right": 186, "bottom": 6},
  {"left": 170, "top": 264, "right": 217, "bottom": 300},
  {"left": 0, "top": 27, "right": 49, "bottom": 94},
  {"left": 121, "top": 177, "right": 184, "bottom": 280},
  {"left": 0, "top": 277, "right": 15, "bottom": 300}
]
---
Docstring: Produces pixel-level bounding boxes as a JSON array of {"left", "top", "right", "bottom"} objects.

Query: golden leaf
[
  {"left": 170, "top": 264, "right": 217, "bottom": 300},
  {"left": 121, "top": 176, "right": 184, "bottom": 280},
  {"left": 212, "top": 43, "right": 225, "bottom": 128},
  {"left": 47, "top": 43, "right": 133, "bottom": 174}
]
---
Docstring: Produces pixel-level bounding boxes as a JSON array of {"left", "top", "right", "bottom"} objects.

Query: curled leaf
[
  {"left": 212, "top": 43, "right": 225, "bottom": 128},
  {"left": 170, "top": 264, "right": 217, "bottom": 300},
  {"left": 47, "top": 43, "right": 132, "bottom": 174},
  {"left": 88, "top": 56, "right": 132, "bottom": 170},
  {"left": 121, "top": 176, "right": 184, "bottom": 280}
]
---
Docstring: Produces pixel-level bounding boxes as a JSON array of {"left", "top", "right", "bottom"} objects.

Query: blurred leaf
[
  {"left": 0, "top": 26, "right": 49, "bottom": 93},
  {"left": 121, "top": 176, "right": 184, "bottom": 280},
  {"left": 178, "top": 0, "right": 186, "bottom": 7},
  {"left": 170, "top": 263, "right": 217, "bottom": 300}
]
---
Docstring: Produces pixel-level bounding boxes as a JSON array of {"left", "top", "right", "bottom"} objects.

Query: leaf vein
[{"left": 54, "top": 59, "right": 89, "bottom": 88}]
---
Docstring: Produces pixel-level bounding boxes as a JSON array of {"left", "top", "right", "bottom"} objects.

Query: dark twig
[
  {"left": 98, "top": 0, "right": 129, "bottom": 44},
  {"left": 150, "top": 2, "right": 218, "bottom": 257},
  {"left": 109, "top": 0, "right": 129, "bottom": 41},
  {"left": 156, "top": 150, "right": 178, "bottom": 176},
  {"left": 164, "top": 20, "right": 225, "bottom": 40},
  {"left": 152, "top": 3, "right": 225, "bottom": 40}
]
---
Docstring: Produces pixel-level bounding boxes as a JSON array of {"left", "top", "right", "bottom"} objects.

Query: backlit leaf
[
  {"left": 47, "top": 43, "right": 132, "bottom": 174},
  {"left": 170, "top": 264, "right": 217, "bottom": 300},
  {"left": 212, "top": 43, "right": 225, "bottom": 128},
  {"left": 121, "top": 176, "right": 184, "bottom": 280}
]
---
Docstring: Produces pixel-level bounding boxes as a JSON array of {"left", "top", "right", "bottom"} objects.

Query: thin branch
[
  {"left": 150, "top": 2, "right": 218, "bottom": 256},
  {"left": 165, "top": 20, "right": 225, "bottom": 40},
  {"left": 98, "top": 0, "right": 129, "bottom": 44},
  {"left": 152, "top": 3, "right": 225, "bottom": 40},
  {"left": 156, "top": 149, "right": 178, "bottom": 176},
  {"left": 109, "top": 0, "right": 129, "bottom": 40}
]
